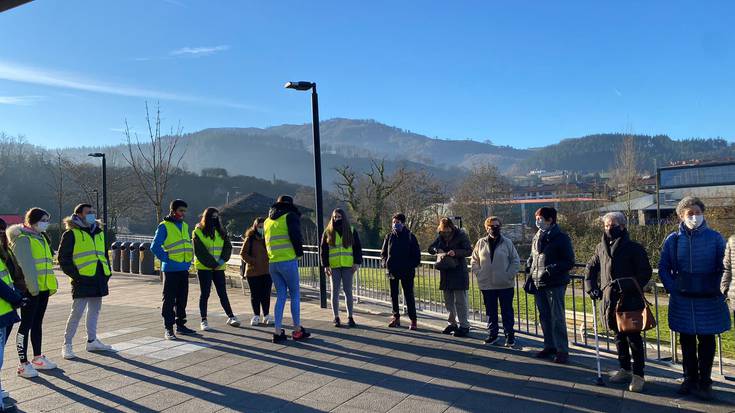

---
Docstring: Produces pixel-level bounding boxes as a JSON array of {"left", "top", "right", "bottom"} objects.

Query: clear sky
[{"left": 1, "top": 1, "right": 733, "bottom": 148}]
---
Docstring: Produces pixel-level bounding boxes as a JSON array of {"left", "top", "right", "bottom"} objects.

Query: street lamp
[
  {"left": 88, "top": 153, "right": 108, "bottom": 248},
  {"left": 284, "top": 80, "right": 327, "bottom": 308}
]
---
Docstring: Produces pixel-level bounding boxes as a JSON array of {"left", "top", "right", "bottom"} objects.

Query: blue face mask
[
  {"left": 392, "top": 223, "right": 403, "bottom": 232},
  {"left": 85, "top": 214, "right": 97, "bottom": 225}
]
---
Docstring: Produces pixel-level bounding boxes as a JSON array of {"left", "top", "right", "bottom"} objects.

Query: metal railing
[{"left": 116, "top": 234, "right": 733, "bottom": 374}]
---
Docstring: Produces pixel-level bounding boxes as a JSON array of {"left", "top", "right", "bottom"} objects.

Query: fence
[{"left": 116, "top": 234, "right": 734, "bottom": 375}]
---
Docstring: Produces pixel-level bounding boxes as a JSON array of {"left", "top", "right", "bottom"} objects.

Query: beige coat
[{"left": 471, "top": 235, "right": 520, "bottom": 290}]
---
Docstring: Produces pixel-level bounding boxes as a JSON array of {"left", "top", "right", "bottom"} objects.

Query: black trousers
[
  {"left": 389, "top": 276, "right": 417, "bottom": 322},
  {"left": 680, "top": 333, "right": 716, "bottom": 386},
  {"left": 162, "top": 271, "right": 189, "bottom": 330},
  {"left": 482, "top": 288, "right": 515, "bottom": 337},
  {"left": 198, "top": 270, "right": 234, "bottom": 319},
  {"left": 614, "top": 331, "right": 645, "bottom": 377},
  {"left": 17, "top": 290, "right": 50, "bottom": 363},
  {"left": 246, "top": 274, "right": 272, "bottom": 316}
]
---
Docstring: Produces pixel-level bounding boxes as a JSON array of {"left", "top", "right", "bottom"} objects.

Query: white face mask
[
  {"left": 36, "top": 222, "right": 50, "bottom": 233},
  {"left": 535, "top": 218, "right": 549, "bottom": 231},
  {"left": 684, "top": 214, "right": 704, "bottom": 230}
]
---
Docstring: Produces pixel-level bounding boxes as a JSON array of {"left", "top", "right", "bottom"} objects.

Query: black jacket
[
  {"left": 428, "top": 228, "right": 472, "bottom": 290},
  {"left": 527, "top": 224, "right": 575, "bottom": 289},
  {"left": 58, "top": 217, "right": 110, "bottom": 299},
  {"left": 584, "top": 231, "right": 653, "bottom": 331},
  {"left": 192, "top": 225, "right": 233, "bottom": 270},
  {"left": 320, "top": 225, "right": 363, "bottom": 267},
  {"left": 381, "top": 228, "right": 421, "bottom": 279},
  {"left": 268, "top": 202, "right": 304, "bottom": 258}
]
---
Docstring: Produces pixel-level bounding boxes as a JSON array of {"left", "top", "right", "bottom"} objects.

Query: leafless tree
[
  {"left": 451, "top": 163, "right": 511, "bottom": 241},
  {"left": 121, "top": 102, "right": 186, "bottom": 222},
  {"left": 386, "top": 168, "right": 447, "bottom": 245},
  {"left": 612, "top": 135, "right": 641, "bottom": 223},
  {"left": 45, "top": 149, "right": 69, "bottom": 232}
]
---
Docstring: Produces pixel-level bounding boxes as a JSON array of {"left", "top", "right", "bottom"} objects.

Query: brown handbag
[{"left": 614, "top": 277, "right": 657, "bottom": 333}]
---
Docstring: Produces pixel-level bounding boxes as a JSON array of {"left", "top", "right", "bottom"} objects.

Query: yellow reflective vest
[
  {"left": 71, "top": 228, "right": 111, "bottom": 276},
  {"left": 328, "top": 227, "right": 354, "bottom": 269},
  {"left": 193, "top": 228, "right": 225, "bottom": 271},
  {"left": 0, "top": 256, "right": 15, "bottom": 316},
  {"left": 18, "top": 233, "right": 57, "bottom": 292},
  {"left": 162, "top": 221, "right": 193, "bottom": 263},
  {"left": 264, "top": 214, "right": 296, "bottom": 263}
]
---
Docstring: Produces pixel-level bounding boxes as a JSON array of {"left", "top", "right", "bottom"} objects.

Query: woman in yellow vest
[
  {"left": 320, "top": 209, "right": 362, "bottom": 328},
  {"left": 192, "top": 207, "right": 238, "bottom": 331},
  {"left": 7, "top": 208, "right": 58, "bottom": 378}
]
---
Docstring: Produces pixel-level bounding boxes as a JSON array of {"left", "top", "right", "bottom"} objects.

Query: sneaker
[
  {"left": 388, "top": 316, "right": 401, "bottom": 328},
  {"left": 292, "top": 327, "right": 311, "bottom": 341},
  {"left": 62, "top": 344, "right": 77, "bottom": 360},
  {"left": 676, "top": 379, "right": 696, "bottom": 396},
  {"left": 334, "top": 317, "right": 342, "bottom": 328},
  {"left": 1, "top": 399, "right": 16, "bottom": 412},
  {"left": 263, "top": 315, "right": 274, "bottom": 325},
  {"left": 86, "top": 339, "right": 113, "bottom": 352},
  {"left": 165, "top": 329, "right": 178, "bottom": 341},
  {"left": 176, "top": 325, "right": 196, "bottom": 336},
  {"left": 1, "top": 389, "right": 8, "bottom": 399},
  {"left": 200, "top": 320, "right": 210, "bottom": 331},
  {"left": 272, "top": 329, "right": 288, "bottom": 343},
  {"left": 505, "top": 334, "right": 517, "bottom": 348},
  {"left": 692, "top": 382, "right": 713, "bottom": 401},
  {"left": 535, "top": 348, "right": 557, "bottom": 359},
  {"left": 251, "top": 315, "right": 261, "bottom": 326},
  {"left": 484, "top": 334, "right": 501, "bottom": 345},
  {"left": 454, "top": 327, "right": 469, "bottom": 338},
  {"left": 442, "top": 325, "right": 457, "bottom": 335},
  {"left": 609, "top": 368, "right": 632, "bottom": 384},
  {"left": 629, "top": 375, "right": 645, "bottom": 393},
  {"left": 408, "top": 321, "right": 417, "bottom": 331},
  {"left": 227, "top": 316, "right": 241, "bottom": 327},
  {"left": 17, "top": 362, "right": 38, "bottom": 378},
  {"left": 552, "top": 352, "right": 569, "bottom": 364},
  {"left": 348, "top": 317, "right": 357, "bottom": 328},
  {"left": 31, "top": 355, "right": 57, "bottom": 370}
]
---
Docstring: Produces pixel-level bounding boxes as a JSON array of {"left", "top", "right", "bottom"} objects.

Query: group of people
[{"left": 0, "top": 194, "right": 733, "bottom": 410}]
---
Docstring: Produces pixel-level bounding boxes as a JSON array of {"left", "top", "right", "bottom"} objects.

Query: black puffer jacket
[
  {"left": 585, "top": 231, "right": 653, "bottom": 331},
  {"left": 381, "top": 228, "right": 421, "bottom": 279},
  {"left": 527, "top": 224, "right": 575, "bottom": 289},
  {"left": 428, "top": 228, "right": 472, "bottom": 290},
  {"left": 58, "top": 217, "right": 110, "bottom": 298}
]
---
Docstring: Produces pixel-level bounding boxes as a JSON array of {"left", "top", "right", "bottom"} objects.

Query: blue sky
[{"left": 1, "top": 1, "right": 733, "bottom": 148}]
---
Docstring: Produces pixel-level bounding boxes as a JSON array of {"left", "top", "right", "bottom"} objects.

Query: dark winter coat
[
  {"left": 380, "top": 228, "right": 421, "bottom": 279},
  {"left": 659, "top": 221, "right": 731, "bottom": 335},
  {"left": 58, "top": 216, "right": 110, "bottom": 299},
  {"left": 527, "top": 224, "right": 575, "bottom": 290},
  {"left": 267, "top": 202, "right": 304, "bottom": 258},
  {"left": 428, "top": 228, "right": 472, "bottom": 290},
  {"left": 240, "top": 233, "right": 270, "bottom": 277},
  {"left": 584, "top": 231, "right": 653, "bottom": 331},
  {"left": 320, "top": 225, "right": 363, "bottom": 268}
]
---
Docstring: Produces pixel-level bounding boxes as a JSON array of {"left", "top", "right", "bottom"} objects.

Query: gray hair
[
  {"left": 602, "top": 211, "right": 627, "bottom": 227},
  {"left": 676, "top": 196, "right": 705, "bottom": 217}
]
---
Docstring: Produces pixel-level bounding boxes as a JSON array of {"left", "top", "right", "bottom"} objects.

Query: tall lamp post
[
  {"left": 88, "top": 153, "right": 109, "bottom": 248},
  {"left": 284, "top": 81, "right": 327, "bottom": 308},
  {"left": 92, "top": 189, "right": 100, "bottom": 214}
]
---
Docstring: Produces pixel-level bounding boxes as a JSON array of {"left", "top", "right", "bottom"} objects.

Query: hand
[
  {"left": 352, "top": 265, "right": 359, "bottom": 272},
  {"left": 447, "top": 250, "right": 456, "bottom": 257},
  {"left": 325, "top": 267, "right": 332, "bottom": 277},
  {"left": 218, "top": 258, "right": 226, "bottom": 266},
  {"left": 589, "top": 289, "right": 602, "bottom": 300}
]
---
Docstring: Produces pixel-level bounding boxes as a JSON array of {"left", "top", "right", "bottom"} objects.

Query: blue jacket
[
  {"left": 151, "top": 218, "right": 192, "bottom": 273},
  {"left": 659, "top": 221, "right": 731, "bottom": 335}
]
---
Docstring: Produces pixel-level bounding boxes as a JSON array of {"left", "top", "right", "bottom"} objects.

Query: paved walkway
[{"left": 2, "top": 272, "right": 734, "bottom": 413}]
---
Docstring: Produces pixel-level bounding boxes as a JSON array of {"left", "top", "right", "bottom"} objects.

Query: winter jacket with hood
[
  {"left": 527, "top": 224, "right": 575, "bottom": 290},
  {"left": 151, "top": 215, "right": 192, "bottom": 273},
  {"left": 428, "top": 228, "right": 472, "bottom": 290},
  {"left": 192, "top": 224, "right": 233, "bottom": 271},
  {"left": 267, "top": 201, "right": 304, "bottom": 258},
  {"left": 471, "top": 234, "right": 521, "bottom": 291},
  {"left": 240, "top": 232, "right": 269, "bottom": 277},
  {"left": 7, "top": 224, "right": 55, "bottom": 297},
  {"left": 584, "top": 230, "right": 652, "bottom": 331},
  {"left": 380, "top": 227, "right": 421, "bottom": 279},
  {"left": 58, "top": 215, "right": 111, "bottom": 299}
]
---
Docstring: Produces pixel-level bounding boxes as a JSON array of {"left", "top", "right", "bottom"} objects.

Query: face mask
[
  {"left": 257, "top": 227, "right": 264, "bottom": 236},
  {"left": 37, "top": 222, "right": 49, "bottom": 232},
  {"left": 333, "top": 218, "right": 343, "bottom": 226},
  {"left": 684, "top": 214, "right": 704, "bottom": 229},
  {"left": 392, "top": 223, "right": 403, "bottom": 232},
  {"left": 605, "top": 225, "right": 623, "bottom": 240},
  {"left": 440, "top": 230, "right": 452, "bottom": 238},
  {"left": 210, "top": 217, "right": 220, "bottom": 226},
  {"left": 488, "top": 227, "right": 501, "bottom": 237},
  {"left": 535, "top": 218, "right": 549, "bottom": 231},
  {"left": 85, "top": 214, "right": 97, "bottom": 225},
  {"left": 173, "top": 211, "right": 185, "bottom": 220}
]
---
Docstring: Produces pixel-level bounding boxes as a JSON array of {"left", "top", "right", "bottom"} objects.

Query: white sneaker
[
  {"left": 17, "top": 362, "right": 38, "bottom": 378},
  {"left": 227, "top": 316, "right": 241, "bottom": 327},
  {"left": 250, "top": 315, "right": 261, "bottom": 326},
  {"left": 62, "top": 344, "right": 77, "bottom": 359},
  {"left": 200, "top": 320, "right": 210, "bottom": 331},
  {"left": 2, "top": 389, "right": 9, "bottom": 399},
  {"left": 263, "top": 314, "right": 274, "bottom": 326},
  {"left": 86, "top": 339, "right": 113, "bottom": 352},
  {"left": 629, "top": 374, "right": 645, "bottom": 392},
  {"left": 609, "top": 368, "right": 632, "bottom": 383},
  {"left": 31, "top": 355, "right": 57, "bottom": 370}
]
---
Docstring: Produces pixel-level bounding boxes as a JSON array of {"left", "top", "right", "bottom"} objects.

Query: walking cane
[{"left": 591, "top": 298, "right": 605, "bottom": 386}]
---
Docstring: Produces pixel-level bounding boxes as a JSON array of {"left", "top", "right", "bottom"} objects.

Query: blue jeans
[
  {"left": 535, "top": 285, "right": 569, "bottom": 353},
  {"left": 482, "top": 288, "right": 515, "bottom": 337},
  {"left": 0, "top": 325, "right": 7, "bottom": 392},
  {"left": 270, "top": 260, "right": 301, "bottom": 331}
]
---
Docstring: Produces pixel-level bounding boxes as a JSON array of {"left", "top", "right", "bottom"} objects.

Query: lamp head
[{"left": 284, "top": 81, "right": 314, "bottom": 91}]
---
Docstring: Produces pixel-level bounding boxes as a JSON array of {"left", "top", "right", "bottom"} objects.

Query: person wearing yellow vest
[
  {"left": 57, "top": 204, "right": 114, "bottom": 360},
  {"left": 151, "top": 199, "right": 196, "bottom": 340},
  {"left": 320, "top": 208, "right": 362, "bottom": 328},
  {"left": 192, "top": 207, "right": 239, "bottom": 331},
  {"left": 7, "top": 208, "right": 58, "bottom": 378},
  {"left": 0, "top": 217, "right": 28, "bottom": 410},
  {"left": 265, "top": 195, "right": 310, "bottom": 343}
]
